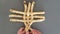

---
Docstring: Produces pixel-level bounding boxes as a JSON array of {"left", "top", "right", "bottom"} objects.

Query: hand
[{"left": 17, "top": 27, "right": 42, "bottom": 34}]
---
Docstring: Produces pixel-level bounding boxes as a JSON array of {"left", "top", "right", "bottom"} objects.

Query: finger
[
  {"left": 29, "top": 32, "right": 32, "bottom": 34},
  {"left": 32, "top": 29, "right": 42, "bottom": 34},
  {"left": 18, "top": 27, "right": 24, "bottom": 32},
  {"left": 17, "top": 27, "right": 25, "bottom": 34},
  {"left": 17, "top": 31, "right": 22, "bottom": 34},
  {"left": 25, "top": 31, "right": 29, "bottom": 34},
  {"left": 17, "top": 31, "right": 25, "bottom": 34}
]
